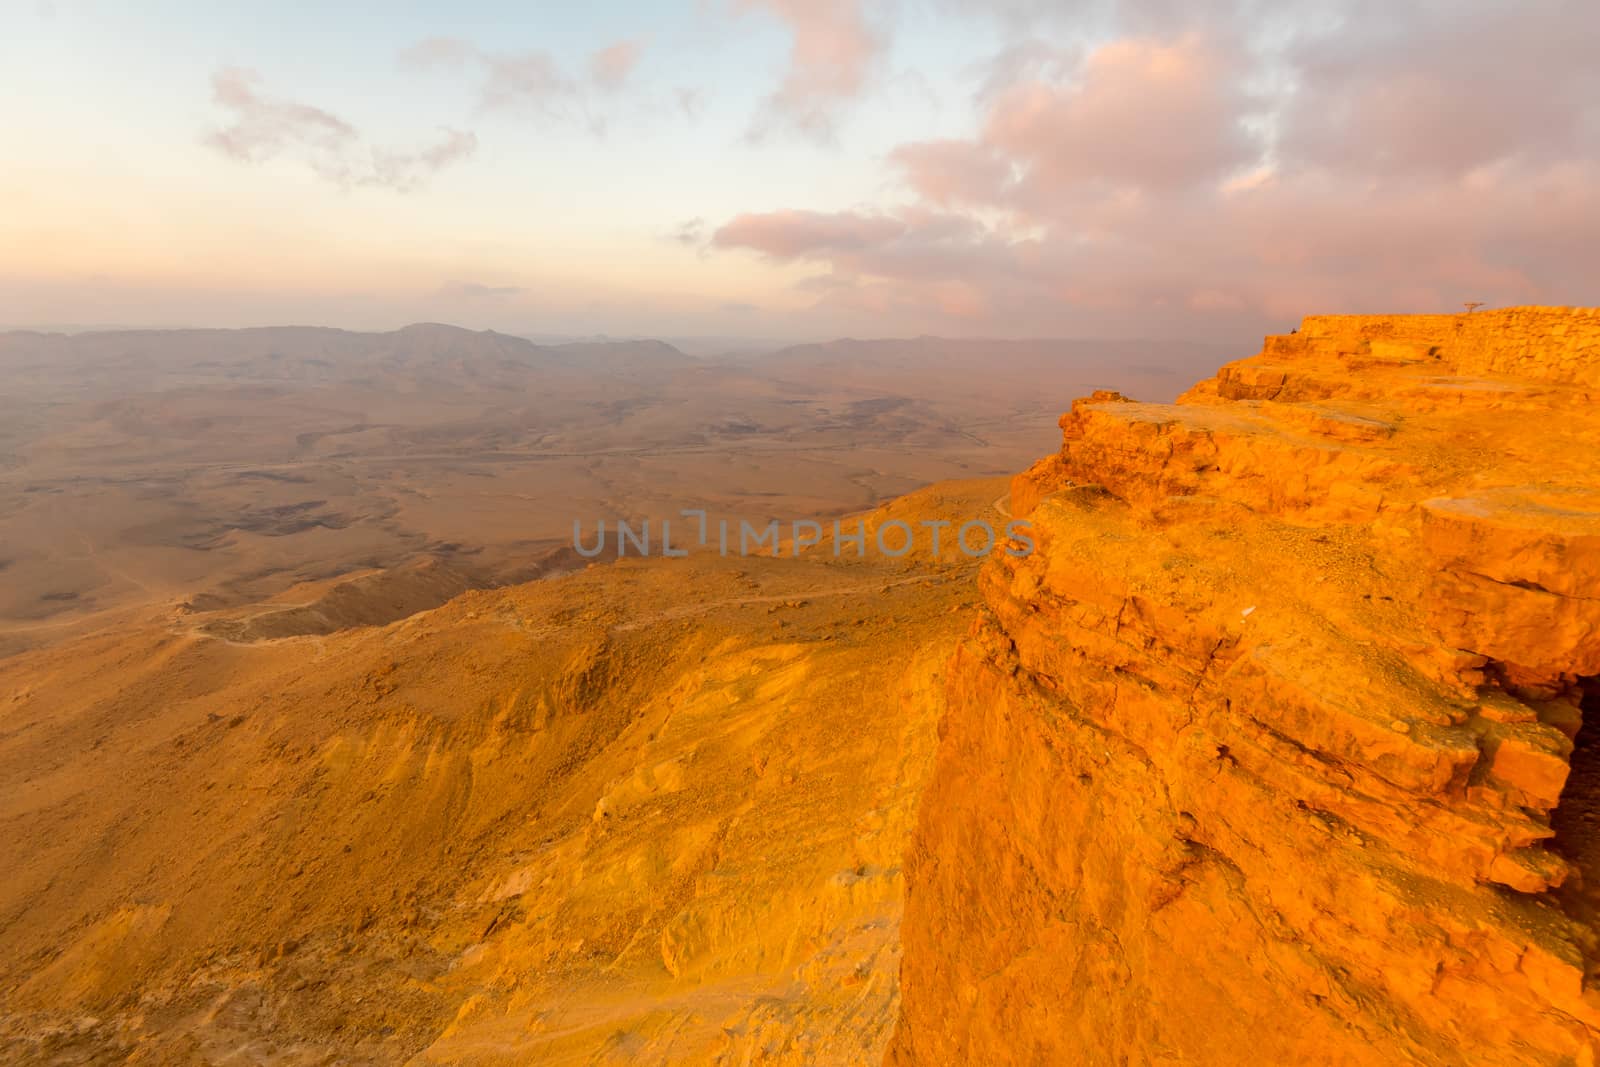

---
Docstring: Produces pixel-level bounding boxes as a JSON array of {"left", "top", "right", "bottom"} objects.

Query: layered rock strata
[{"left": 891, "top": 308, "right": 1600, "bottom": 1065}]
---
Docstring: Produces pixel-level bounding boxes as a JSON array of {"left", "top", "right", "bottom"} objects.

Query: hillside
[{"left": 0, "top": 480, "right": 1000, "bottom": 1064}]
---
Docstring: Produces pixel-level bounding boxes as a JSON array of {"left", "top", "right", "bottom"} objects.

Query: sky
[{"left": 2, "top": 0, "right": 1597, "bottom": 342}]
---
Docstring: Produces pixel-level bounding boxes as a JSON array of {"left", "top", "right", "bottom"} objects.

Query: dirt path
[
  {"left": 181, "top": 566, "right": 977, "bottom": 647},
  {"left": 610, "top": 570, "right": 971, "bottom": 633}
]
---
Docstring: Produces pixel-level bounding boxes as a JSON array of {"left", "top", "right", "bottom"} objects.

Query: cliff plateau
[{"left": 890, "top": 307, "right": 1600, "bottom": 1065}]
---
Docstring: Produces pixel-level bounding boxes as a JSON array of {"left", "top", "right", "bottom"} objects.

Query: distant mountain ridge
[
  {"left": 0, "top": 320, "right": 1242, "bottom": 656},
  {"left": 0, "top": 324, "right": 1246, "bottom": 403},
  {"left": 0, "top": 323, "right": 698, "bottom": 399}
]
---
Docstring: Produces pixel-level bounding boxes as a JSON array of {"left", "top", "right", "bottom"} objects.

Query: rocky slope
[
  {"left": 889, "top": 307, "right": 1600, "bottom": 1065},
  {"left": 0, "top": 482, "right": 997, "bottom": 1064}
]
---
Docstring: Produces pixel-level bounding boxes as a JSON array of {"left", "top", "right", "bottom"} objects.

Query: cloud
[
  {"left": 205, "top": 67, "right": 358, "bottom": 164},
  {"left": 480, "top": 50, "right": 574, "bottom": 114},
  {"left": 710, "top": 1, "right": 1600, "bottom": 336},
  {"left": 716, "top": 207, "right": 1035, "bottom": 306},
  {"left": 713, "top": 207, "right": 1036, "bottom": 325},
  {"left": 402, "top": 38, "right": 575, "bottom": 118},
  {"left": 888, "top": 140, "right": 1012, "bottom": 209},
  {"left": 714, "top": 209, "right": 908, "bottom": 258},
  {"left": 891, "top": 33, "right": 1258, "bottom": 217},
  {"left": 364, "top": 129, "right": 478, "bottom": 192},
  {"left": 970, "top": 39, "right": 1081, "bottom": 102},
  {"left": 397, "top": 36, "right": 480, "bottom": 70},
  {"left": 1277, "top": 0, "right": 1600, "bottom": 180},
  {"left": 734, "top": 0, "right": 886, "bottom": 140},
  {"left": 203, "top": 68, "right": 475, "bottom": 191},
  {"left": 438, "top": 281, "right": 525, "bottom": 298},
  {"left": 986, "top": 34, "right": 1257, "bottom": 196},
  {"left": 590, "top": 40, "right": 643, "bottom": 91},
  {"left": 404, "top": 36, "right": 648, "bottom": 131},
  {"left": 674, "top": 87, "right": 705, "bottom": 120},
  {"left": 666, "top": 217, "right": 708, "bottom": 247}
]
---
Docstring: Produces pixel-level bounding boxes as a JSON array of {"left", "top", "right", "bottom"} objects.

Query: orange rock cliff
[{"left": 888, "top": 307, "right": 1600, "bottom": 1064}]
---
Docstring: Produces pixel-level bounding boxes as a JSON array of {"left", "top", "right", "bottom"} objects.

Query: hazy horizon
[{"left": 0, "top": 317, "right": 1264, "bottom": 354}]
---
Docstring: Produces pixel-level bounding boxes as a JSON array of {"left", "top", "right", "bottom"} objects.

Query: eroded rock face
[{"left": 890, "top": 308, "right": 1600, "bottom": 1065}]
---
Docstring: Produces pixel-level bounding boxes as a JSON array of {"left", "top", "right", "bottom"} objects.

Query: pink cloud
[
  {"left": 888, "top": 140, "right": 1013, "bottom": 208},
  {"left": 713, "top": 3, "right": 1600, "bottom": 337},
  {"left": 403, "top": 36, "right": 648, "bottom": 129},
  {"left": 202, "top": 68, "right": 475, "bottom": 192},
  {"left": 1279, "top": 1, "right": 1600, "bottom": 179},
  {"left": 713, "top": 210, "right": 907, "bottom": 259},
  {"left": 589, "top": 40, "right": 643, "bottom": 91},
  {"left": 205, "top": 67, "right": 357, "bottom": 164},
  {"left": 891, "top": 33, "right": 1258, "bottom": 217},
  {"left": 735, "top": 0, "right": 885, "bottom": 139},
  {"left": 982, "top": 34, "right": 1256, "bottom": 198}
]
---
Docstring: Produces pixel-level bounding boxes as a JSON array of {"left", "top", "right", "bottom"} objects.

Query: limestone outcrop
[{"left": 890, "top": 308, "right": 1600, "bottom": 1065}]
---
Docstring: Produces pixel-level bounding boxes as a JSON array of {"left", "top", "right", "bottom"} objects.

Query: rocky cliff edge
[{"left": 891, "top": 307, "right": 1600, "bottom": 1065}]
